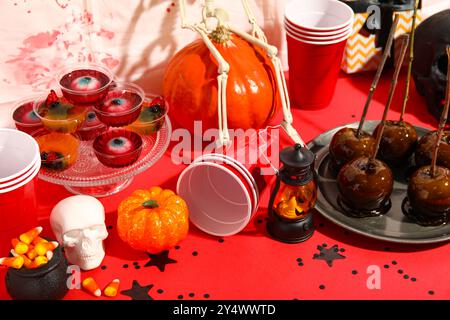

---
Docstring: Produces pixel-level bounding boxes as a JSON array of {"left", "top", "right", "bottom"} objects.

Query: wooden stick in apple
[
  {"left": 356, "top": 14, "right": 400, "bottom": 138},
  {"left": 371, "top": 35, "right": 410, "bottom": 162},
  {"left": 399, "top": 0, "right": 420, "bottom": 122},
  {"left": 430, "top": 46, "right": 450, "bottom": 178}
]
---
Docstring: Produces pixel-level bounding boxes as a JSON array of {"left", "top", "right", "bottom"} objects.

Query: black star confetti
[
  {"left": 121, "top": 280, "right": 154, "bottom": 300},
  {"left": 313, "top": 244, "right": 346, "bottom": 267},
  {"left": 144, "top": 250, "right": 177, "bottom": 272}
]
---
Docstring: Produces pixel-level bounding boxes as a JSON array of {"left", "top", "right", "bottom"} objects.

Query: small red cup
[
  {"left": 57, "top": 63, "right": 113, "bottom": 105},
  {"left": 284, "top": 0, "right": 354, "bottom": 32},
  {"left": 12, "top": 96, "right": 44, "bottom": 135},
  {"left": 0, "top": 129, "right": 40, "bottom": 255},
  {"left": 0, "top": 168, "right": 39, "bottom": 256},
  {"left": 286, "top": 33, "right": 348, "bottom": 109},
  {"left": 93, "top": 82, "right": 144, "bottom": 127}
]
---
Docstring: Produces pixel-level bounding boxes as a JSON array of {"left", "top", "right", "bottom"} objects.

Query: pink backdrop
[{"left": 0, "top": 0, "right": 448, "bottom": 127}]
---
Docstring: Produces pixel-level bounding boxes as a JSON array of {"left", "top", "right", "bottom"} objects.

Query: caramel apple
[
  {"left": 336, "top": 33, "right": 408, "bottom": 218},
  {"left": 330, "top": 17, "right": 401, "bottom": 171},
  {"left": 405, "top": 45, "right": 450, "bottom": 226},
  {"left": 415, "top": 130, "right": 450, "bottom": 169},
  {"left": 404, "top": 166, "right": 450, "bottom": 225},
  {"left": 373, "top": 120, "right": 418, "bottom": 165},
  {"left": 329, "top": 128, "right": 376, "bottom": 169},
  {"left": 373, "top": 8, "right": 419, "bottom": 167},
  {"left": 337, "top": 157, "right": 394, "bottom": 217}
]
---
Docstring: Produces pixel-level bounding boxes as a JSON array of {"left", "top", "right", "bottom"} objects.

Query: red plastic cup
[
  {"left": 286, "top": 32, "right": 348, "bottom": 109},
  {"left": 0, "top": 176, "right": 39, "bottom": 256},
  {"left": 0, "top": 156, "right": 40, "bottom": 190},
  {"left": 0, "top": 129, "right": 40, "bottom": 256},
  {"left": 284, "top": 0, "right": 354, "bottom": 32}
]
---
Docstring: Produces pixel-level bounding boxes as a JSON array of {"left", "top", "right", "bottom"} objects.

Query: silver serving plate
[{"left": 309, "top": 120, "right": 450, "bottom": 244}]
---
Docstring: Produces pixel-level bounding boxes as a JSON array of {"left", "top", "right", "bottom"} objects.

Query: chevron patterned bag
[{"left": 341, "top": 0, "right": 422, "bottom": 74}]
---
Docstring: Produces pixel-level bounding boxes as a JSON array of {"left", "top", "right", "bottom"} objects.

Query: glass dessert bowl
[
  {"left": 12, "top": 96, "right": 44, "bottom": 134},
  {"left": 57, "top": 63, "right": 114, "bottom": 105},
  {"left": 127, "top": 95, "right": 168, "bottom": 135},
  {"left": 93, "top": 129, "right": 143, "bottom": 168},
  {"left": 33, "top": 129, "right": 79, "bottom": 171},
  {"left": 33, "top": 90, "right": 87, "bottom": 133},
  {"left": 94, "top": 82, "right": 144, "bottom": 127},
  {"left": 76, "top": 108, "right": 107, "bottom": 141}
]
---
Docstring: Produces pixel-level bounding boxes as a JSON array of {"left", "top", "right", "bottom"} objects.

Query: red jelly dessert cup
[
  {"left": 76, "top": 108, "right": 107, "bottom": 141},
  {"left": 127, "top": 95, "right": 168, "bottom": 135},
  {"left": 94, "top": 82, "right": 144, "bottom": 127},
  {"left": 12, "top": 96, "right": 44, "bottom": 134},
  {"left": 93, "top": 129, "right": 143, "bottom": 168},
  {"left": 33, "top": 93, "right": 87, "bottom": 134},
  {"left": 57, "top": 63, "right": 114, "bottom": 105},
  {"left": 32, "top": 129, "right": 80, "bottom": 171}
]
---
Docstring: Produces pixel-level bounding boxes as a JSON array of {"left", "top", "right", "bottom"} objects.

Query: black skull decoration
[{"left": 412, "top": 9, "right": 450, "bottom": 123}]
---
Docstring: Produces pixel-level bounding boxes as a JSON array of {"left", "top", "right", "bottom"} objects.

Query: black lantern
[{"left": 267, "top": 144, "right": 317, "bottom": 243}]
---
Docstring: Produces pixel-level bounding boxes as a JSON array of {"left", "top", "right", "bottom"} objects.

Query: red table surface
[{"left": 1, "top": 70, "right": 448, "bottom": 301}]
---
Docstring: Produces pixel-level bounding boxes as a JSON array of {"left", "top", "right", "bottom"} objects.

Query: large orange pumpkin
[
  {"left": 117, "top": 187, "right": 189, "bottom": 254},
  {"left": 163, "top": 27, "right": 280, "bottom": 133}
]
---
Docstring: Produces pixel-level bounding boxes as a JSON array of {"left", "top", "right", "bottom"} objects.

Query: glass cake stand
[{"left": 38, "top": 117, "right": 172, "bottom": 197}]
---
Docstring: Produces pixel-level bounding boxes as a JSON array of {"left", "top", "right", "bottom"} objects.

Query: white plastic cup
[
  {"left": 285, "top": 21, "right": 353, "bottom": 40},
  {"left": 285, "top": 0, "right": 354, "bottom": 32},
  {"left": 286, "top": 27, "right": 352, "bottom": 45},
  {"left": 177, "top": 154, "right": 263, "bottom": 237},
  {"left": 0, "top": 157, "right": 40, "bottom": 189},
  {"left": 194, "top": 154, "right": 260, "bottom": 214},
  {"left": 284, "top": 18, "right": 352, "bottom": 36},
  {"left": 0, "top": 157, "right": 40, "bottom": 194},
  {"left": 0, "top": 128, "right": 40, "bottom": 183}
]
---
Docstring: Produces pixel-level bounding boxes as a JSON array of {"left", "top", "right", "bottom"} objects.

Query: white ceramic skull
[{"left": 50, "top": 195, "right": 108, "bottom": 271}]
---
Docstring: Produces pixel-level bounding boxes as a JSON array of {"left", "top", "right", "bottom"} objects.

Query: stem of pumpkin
[
  {"left": 142, "top": 200, "right": 159, "bottom": 209},
  {"left": 210, "top": 25, "right": 231, "bottom": 44}
]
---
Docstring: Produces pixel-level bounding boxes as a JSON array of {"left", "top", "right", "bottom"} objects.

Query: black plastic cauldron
[{"left": 5, "top": 242, "right": 69, "bottom": 300}]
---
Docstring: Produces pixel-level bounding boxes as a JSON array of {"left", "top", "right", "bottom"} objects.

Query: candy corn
[
  {"left": 32, "top": 236, "right": 48, "bottom": 246},
  {"left": 35, "top": 241, "right": 59, "bottom": 256},
  {"left": 82, "top": 277, "right": 101, "bottom": 297},
  {"left": 29, "top": 256, "right": 48, "bottom": 269},
  {"left": 26, "top": 246, "right": 38, "bottom": 260},
  {"left": 11, "top": 238, "right": 29, "bottom": 255},
  {"left": 3, "top": 227, "right": 57, "bottom": 271},
  {"left": 22, "top": 255, "right": 33, "bottom": 268},
  {"left": 11, "top": 250, "right": 40, "bottom": 269},
  {"left": 104, "top": 279, "right": 120, "bottom": 297},
  {"left": 46, "top": 250, "right": 54, "bottom": 261},
  {"left": 0, "top": 256, "right": 24, "bottom": 269},
  {"left": 19, "top": 226, "right": 43, "bottom": 245}
]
